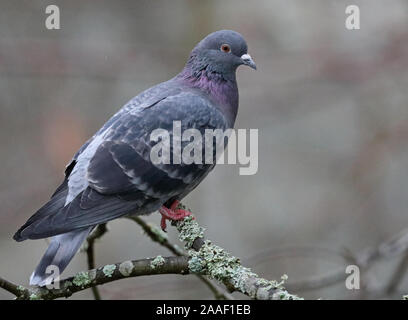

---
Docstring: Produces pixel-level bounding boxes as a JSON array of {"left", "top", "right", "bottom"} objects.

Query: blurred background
[{"left": 1, "top": 0, "right": 408, "bottom": 300}]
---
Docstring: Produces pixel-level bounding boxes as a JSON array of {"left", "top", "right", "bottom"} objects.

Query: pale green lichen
[
  {"left": 73, "top": 271, "right": 92, "bottom": 287},
  {"left": 256, "top": 275, "right": 286, "bottom": 291},
  {"left": 102, "top": 264, "right": 116, "bottom": 277},
  {"left": 256, "top": 277, "right": 301, "bottom": 300},
  {"left": 281, "top": 274, "right": 289, "bottom": 281},
  {"left": 150, "top": 255, "right": 165, "bottom": 269},
  {"left": 146, "top": 222, "right": 168, "bottom": 243},
  {"left": 174, "top": 203, "right": 301, "bottom": 300},
  {"left": 29, "top": 293, "right": 41, "bottom": 300},
  {"left": 188, "top": 255, "right": 206, "bottom": 273},
  {"left": 62, "top": 281, "right": 73, "bottom": 289},
  {"left": 119, "top": 261, "right": 134, "bottom": 277},
  {"left": 17, "top": 285, "right": 26, "bottom": 293},
  {"left": 185, "top": 234, "right": 301, "bottom": 300},
  {"left": 272, "top": 289, "right": 301, "bottom": 300},
  {"left": 403, "top": 294, "right": 408, "bottom": 300},
  {"left": 187, "top": 240, "right": 256, "bottom": 292},
  {"left": 176, "top": 215, "right": 204, "bottom": 249}
]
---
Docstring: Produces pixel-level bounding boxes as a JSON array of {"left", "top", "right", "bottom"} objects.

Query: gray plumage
[{"left": 13, "top": 30, "right": 256, "bottom": 286}]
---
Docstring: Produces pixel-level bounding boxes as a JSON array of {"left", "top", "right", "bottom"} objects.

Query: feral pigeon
[{"left": 13, "top": 30, "right": 256, "bottom": 286}]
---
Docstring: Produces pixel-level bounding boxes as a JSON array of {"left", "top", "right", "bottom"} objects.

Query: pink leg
[{"left": 159, "top": 200, "right": 192, "bottom": 231}]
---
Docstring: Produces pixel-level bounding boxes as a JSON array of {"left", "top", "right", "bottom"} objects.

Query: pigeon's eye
[{"left": 220, "top": 44, "right": 231, "bottom": 53}]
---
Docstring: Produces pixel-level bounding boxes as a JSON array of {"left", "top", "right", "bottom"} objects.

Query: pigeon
[{"left": 13, "top": 30, "right": 256, "bottom": 286}]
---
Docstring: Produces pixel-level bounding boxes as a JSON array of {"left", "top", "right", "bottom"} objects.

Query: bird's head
[{"left": 185, "top": 30, "right": 256, "bottom": 80}]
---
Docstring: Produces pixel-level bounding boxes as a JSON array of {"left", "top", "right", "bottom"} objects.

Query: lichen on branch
[
  {"left": 0, "top": 204, "right": 301, "bottom": 300},
  {"left": 174, "top": 214, "right": 301, "bottom": 300}
]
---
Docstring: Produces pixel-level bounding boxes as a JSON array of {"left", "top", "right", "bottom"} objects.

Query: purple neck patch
[{"left": 178, "top": 67, "right": 239, "bottom": 125}]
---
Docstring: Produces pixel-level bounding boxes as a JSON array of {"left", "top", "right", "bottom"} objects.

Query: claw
[{"left": 159, "top": 200, "right": 192, "bottom": 231}]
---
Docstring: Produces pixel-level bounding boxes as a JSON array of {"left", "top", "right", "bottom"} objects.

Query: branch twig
[
  {"left": 386, "top": 252, "right": 408, "bottom": 294},
  {"left": 284, "top": 229, "right": 408, "bottom": 294},
  {"left": 0, "top": 277, "right": 28, "bottom": 298},
  {"left": 85, "top": 223, "right": 108, "bottom": 300}
]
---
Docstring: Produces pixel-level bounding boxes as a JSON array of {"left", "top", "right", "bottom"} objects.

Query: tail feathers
[
  {"left": 29, "top": 227, "right": 92, "bottom": 286},
  {"left": 14, "top": 180, "right": 68, "bottom": 242},
  {"left": 15, "top": 187, "right": 142, "bottom": 241}
]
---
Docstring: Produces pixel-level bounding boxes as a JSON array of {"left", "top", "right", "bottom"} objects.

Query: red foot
[{"left": 159, "top": 200, "right": 192, "bottom": 231}]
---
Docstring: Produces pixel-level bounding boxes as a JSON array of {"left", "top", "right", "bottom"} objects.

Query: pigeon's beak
[{"left": 241, "top": 54, "right": 257, "bottom": 70}]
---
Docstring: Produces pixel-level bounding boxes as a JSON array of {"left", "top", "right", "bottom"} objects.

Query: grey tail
[{"left": 29, "top": 227, "right": 92, "bottom": 286}]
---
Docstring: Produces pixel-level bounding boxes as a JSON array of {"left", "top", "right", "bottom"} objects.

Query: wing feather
[{"left": 15, "top": 89, "right": 228, "bottom": 239}]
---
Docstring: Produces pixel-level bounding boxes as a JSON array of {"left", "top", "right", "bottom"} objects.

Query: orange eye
[{"left": 220, "top": 44, "right": 231, "bottom": 53}]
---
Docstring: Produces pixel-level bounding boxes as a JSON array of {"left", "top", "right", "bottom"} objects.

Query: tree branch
[
  {"left": 0, "top": 276, "right": 28, "bottom": 298},
  {"left": 0, "top": 204, "right": 301, "bottom": 300},
  {"left": 284, "top": 228, "right": 408, "bottom": 295},
  {"left": 85, "top": 223, "right": 108, "bottom": 300},
  {"left": 2, "top": 256, "right": 189, "bottom": 300},
  {"left": 128, "top": 216, "right": 184, "bottom": 256},
  {"left": 171, "top": 211, "right": 300, "bottom": 300},
  {"left": 385, "top": 252, "right": 408, "bottom": 294},
  {"left": 128, "top": 215, "right": 233, "bottom": 300}
]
